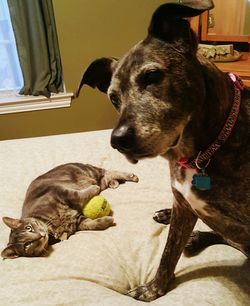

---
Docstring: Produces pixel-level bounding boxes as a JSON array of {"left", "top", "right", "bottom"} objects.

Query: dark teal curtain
[{"left": 7, "top": 0, "right": 63, "bottom": 97}]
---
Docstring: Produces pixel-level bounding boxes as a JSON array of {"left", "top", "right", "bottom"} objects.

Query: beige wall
[
  {"left": 244, "top": 1, "right": 250, "bottom": 35},
  {"left": 0, "top": 0, "right": 165, "bottom": 140}
]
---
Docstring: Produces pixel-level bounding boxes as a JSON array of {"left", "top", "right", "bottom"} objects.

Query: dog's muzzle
[
  {"left": 111, "top": 125, "right": 135, "bottom": 152},
  {"left": 111, "top": 125, "right": 140, "bottom": 163}
]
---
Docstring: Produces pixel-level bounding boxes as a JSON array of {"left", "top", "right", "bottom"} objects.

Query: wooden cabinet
[
  {"left": 191, "top": 0, "right": 250, "bottom": 87},
  {"left": 214, "top": 52, "right": 250, "bottom": 87},
  {"left": 201, "top": 0, "right": 250, "bottom": 42}
]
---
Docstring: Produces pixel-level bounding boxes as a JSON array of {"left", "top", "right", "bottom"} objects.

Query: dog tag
[{"left": 192, "top": 169, "right": 211, "bottom": 190}]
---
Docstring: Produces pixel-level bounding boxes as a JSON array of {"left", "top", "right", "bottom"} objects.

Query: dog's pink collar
[{"left": 177, "top": 73, "right": 244, "bottom": 170}]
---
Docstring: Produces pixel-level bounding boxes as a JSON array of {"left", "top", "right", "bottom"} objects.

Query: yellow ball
[{"left": 82, "top": 195, "right": 111, "bottom": 219}]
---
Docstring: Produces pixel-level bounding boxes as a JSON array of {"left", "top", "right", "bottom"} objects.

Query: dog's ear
[
  {"left": 75, "top": 57, "right": 118, "bottom": 97},
  {"left": 148, "top": 1, "right": 214, "bottom": 50}
]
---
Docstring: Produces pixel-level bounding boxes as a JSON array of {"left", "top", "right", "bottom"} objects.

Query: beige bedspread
[{"left": 0, "top": 129, "right": 249, "bottom": 306}]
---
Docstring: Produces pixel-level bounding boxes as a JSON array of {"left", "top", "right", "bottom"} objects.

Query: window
[
  {"left": 0, "top": 0, "right": 23, "bottom": 95},
  {"left": 0, "top": 0, "right": 72, "bottom": 114}
]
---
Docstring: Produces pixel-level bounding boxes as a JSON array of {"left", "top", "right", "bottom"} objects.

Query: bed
[{"left": 0, "top": 129, "right": 249, "bottom": 305}]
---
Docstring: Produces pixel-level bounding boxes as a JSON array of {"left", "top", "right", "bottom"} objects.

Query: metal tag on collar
[
  {"left": 192, "top": 169, "right": 211, "bottom": 190},
  {"left": 191, "top": 152, "right": 211, "bottom": 190}
]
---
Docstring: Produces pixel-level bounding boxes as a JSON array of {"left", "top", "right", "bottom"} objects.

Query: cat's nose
[{"left": 39, "top": 232, "right": 46, "bottom": 238}]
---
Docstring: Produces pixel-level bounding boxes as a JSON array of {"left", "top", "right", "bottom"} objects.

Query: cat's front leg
[
  {"left": 77, "top": 185, "right": 101, "bottom": 207},
  {"left": 58, "top": 185, "right": 100, "bottom": 210},
  {"left": 100, "top": 170, "right": 139, "bottom": 190}
]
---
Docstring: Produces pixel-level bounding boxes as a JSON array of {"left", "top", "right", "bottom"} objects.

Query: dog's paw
[
  {"left": 153, "top": 208, "right": 172, "bottom": 225},
  {"left": 127, "top": 279, "right": 167, "bottom": 302}
]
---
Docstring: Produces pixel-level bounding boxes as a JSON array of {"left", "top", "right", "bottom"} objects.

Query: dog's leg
[
  {"left": 127, "top": 190, "right": 197, "bottom": 302},
  {"left": 184, "top": 230, "right": 228, "bottom": 256},
  {"left": 184, "top": 231, "right": 250, "bottom": 258},
  {"left": 153, "top": 216, "right": 230, "bottom": 256},
  {"left": 153, "top": 208, "right": 172, "bottom": 225}
]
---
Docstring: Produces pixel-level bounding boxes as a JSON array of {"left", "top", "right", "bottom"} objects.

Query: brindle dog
[{"left": 76, "top": 0, "right": 250, "bottom": 302}]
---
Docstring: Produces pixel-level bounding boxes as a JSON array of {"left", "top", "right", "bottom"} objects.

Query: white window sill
[{"left": 0, "top": 92, "right": 73, "bottom": 114}]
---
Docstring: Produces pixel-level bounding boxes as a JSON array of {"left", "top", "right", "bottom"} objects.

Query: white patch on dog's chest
[{"left": 173, "top": 169, "right": 210, "bottom": 217}]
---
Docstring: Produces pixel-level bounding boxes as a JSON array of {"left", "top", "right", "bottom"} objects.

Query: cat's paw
[
  {"left": 95, "top": 216, "right": 115, "bottom": 229},
  {"left": 105, "top": 171, "right": 139, "bottom": 189},
  {"left": 58, "top": 232, "right": 68, "bottom": 241},
  {"left": 79, "top": 216, "right": 115, "bottom": 231}
]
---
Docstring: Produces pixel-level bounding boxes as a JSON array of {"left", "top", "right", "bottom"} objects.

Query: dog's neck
[
  {"left": 196, "top": 73, "right": 235, "bottom": 149},
  {"left": 168, "top": 68, "right": 241, "bottom": 164}
]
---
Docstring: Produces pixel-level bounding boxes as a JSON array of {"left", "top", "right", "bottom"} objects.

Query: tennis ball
[{"left": 82, "top": 195, "right": 111, "bottom": 219}]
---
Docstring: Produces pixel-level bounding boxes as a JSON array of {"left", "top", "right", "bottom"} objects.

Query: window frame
[{"left": 0, "top": 92, "right": 73, "bottom": 114}]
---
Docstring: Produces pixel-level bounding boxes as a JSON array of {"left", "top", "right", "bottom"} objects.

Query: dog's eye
[
  {"left": 140, "top": 70, "right": 164, "bottom": 87},
  {"left": 109, "top": 93, "right": 120, "bottom": 109}
]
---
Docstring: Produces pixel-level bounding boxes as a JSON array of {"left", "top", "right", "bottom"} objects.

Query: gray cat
[{"left": 1, "top": 163, "right": 138, "bottom": 259}]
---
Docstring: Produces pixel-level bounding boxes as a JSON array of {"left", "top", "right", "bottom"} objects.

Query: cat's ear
[
  {"left": 1, "top": 245, "right": 19, "bottom": 259},
  {"left": 2, "top": 217, "right": 22, "bottom": 230}
]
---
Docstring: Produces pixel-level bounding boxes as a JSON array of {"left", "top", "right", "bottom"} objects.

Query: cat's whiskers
[{"left": 40, "top": 245, "right": 49, "bottom": 257}]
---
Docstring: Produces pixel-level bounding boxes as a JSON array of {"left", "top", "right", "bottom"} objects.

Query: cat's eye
[{"left": 25, "top": 225, "right": 33, "bottom": 232}]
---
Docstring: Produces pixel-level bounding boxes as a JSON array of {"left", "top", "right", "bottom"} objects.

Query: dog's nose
[{"left": 111, "top": 125, "right": 135, "bottom": 152}]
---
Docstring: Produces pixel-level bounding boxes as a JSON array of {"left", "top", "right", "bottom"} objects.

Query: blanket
[{"left": 0, "top": 129, "right": 249, "bottom": 305}]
